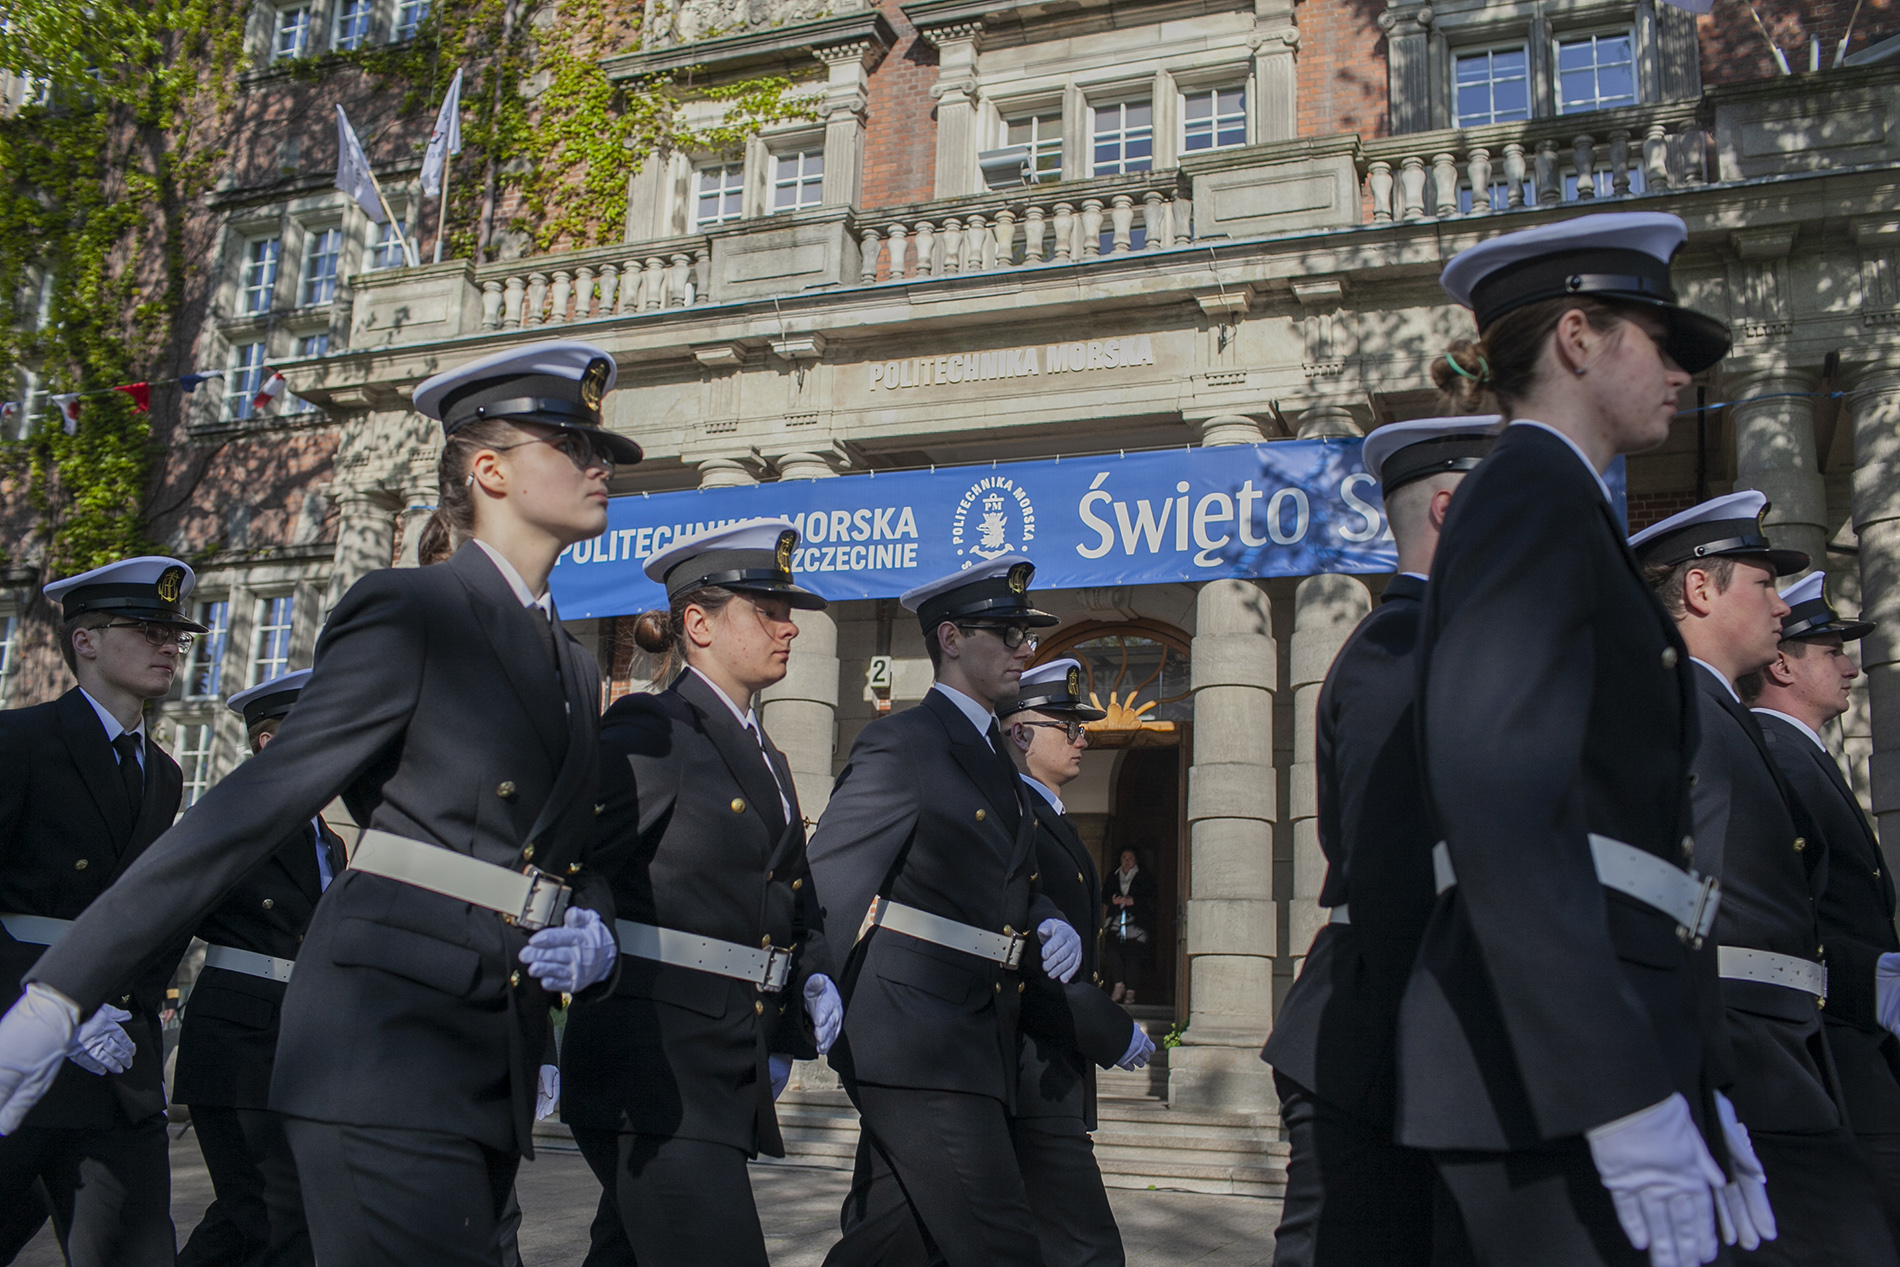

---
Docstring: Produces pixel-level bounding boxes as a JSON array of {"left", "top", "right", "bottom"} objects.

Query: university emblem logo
[
  {"left": 155, "top": 566, "right": 185, "bottom": 604},
  {"left": 951, "top": 476, "right": 1036, "bottom": 562}
]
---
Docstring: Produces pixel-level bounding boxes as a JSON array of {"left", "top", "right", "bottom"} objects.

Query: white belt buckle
[
  {"left": 762, "top": 946, "right": 794, "bottom": 992},
  {"left": 1001, "top": 929, "right": 1026, "bottom": 970},
  {"left": 513, "top": 867, "right": 571, "bottom": 932},
  {"left": 1683, "top": 874, "right": 1721, "bottom": 948}
]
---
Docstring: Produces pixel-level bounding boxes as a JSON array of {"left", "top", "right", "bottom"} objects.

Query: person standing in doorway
[{"left": 1099, "top": 851, "right": 1155, "bottom": 1005}]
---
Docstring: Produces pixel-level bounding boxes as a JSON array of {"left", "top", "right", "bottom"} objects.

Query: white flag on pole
[
  {"left": 420, "top": 68, "right": 464, "bottom": 198},
  {"left": 334, "top": 105, "right": 386, "bottom": 224}
]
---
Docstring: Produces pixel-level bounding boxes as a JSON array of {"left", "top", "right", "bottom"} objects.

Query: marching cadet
[
  {"left": 999, "top": 658, "right": 1153, "bottom": 1267},
  {"left": 0, "top": 339, "right": 639, "bottom": 1266},
  {"left": 1262, "top": 415, "right": 1497, "bottom": 1267},
  {"left": 0, "top": 556, "right": 204, "bottom": 1266},
  {"left": 172, "top": 670, "right": 344, "bottom": 1267},
  {"left": 1741, "top": 572, "right": 1900, "bottom": 1248},
  {"left": 561, "top": 518, "right": 842, "bottom": 1267},
  {"left": 1408, "top": 211, "right": 1771, "bottom": 1267},
  {"left": 1633, "top": 496, "right": 1896, "bottom": 1264},
  {"left": 810, "top": 556, "right": 1083, "bottom": 1267}
]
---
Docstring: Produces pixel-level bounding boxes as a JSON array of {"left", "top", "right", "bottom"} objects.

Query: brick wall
[
  {"left": 1296, "top": 0, "right": 1392, "bottom": 140},
  {"left": 1627, "top": 489, "right": 1702, "bottom": 532},
  {"left": 1701, "top": 0, "right": 1897, "bottom": 86},
  {"left": 860, "top": 0, "right": 939, "bottom": 213}
]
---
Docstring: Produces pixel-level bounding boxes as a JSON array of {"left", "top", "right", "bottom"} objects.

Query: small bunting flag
[
  {"left": 51, "top": 393, "right": 80, "bottom": 434},
  {"left": 112, "top": 382, "right": 151, "bottom": 412},
  {"left": 252, "top": 370, "right": 287, "bottom": 413}
]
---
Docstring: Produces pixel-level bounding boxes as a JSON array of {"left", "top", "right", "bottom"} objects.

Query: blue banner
[{"left": 550, "top": 439, "right": 1627, "bottom": 620}]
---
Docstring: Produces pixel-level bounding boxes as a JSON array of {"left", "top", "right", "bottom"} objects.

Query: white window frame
[
  {"left": 184, "top": 597, "right": 231, "bottom": 698},
  {"left": 1555, "top": 28, "right": 1639, "bottom": 115},
  {"left": 173, "top": 721, "right": 217, "bottom": 810},
  {"left": 332, "top": 0, "right": 371, "bottom": 50},
  {"left": 300, "top": 226, "right": 341, "bottom": 307},
  {"left": 273, "top": 5, "right": 312, "bottom": 61},
  {"left": 366, "top": 219, "right": 407, "bottom": 271},
  {"left": 1179, "top": 85, "right": 1247, "bottom": 156},
  {"left": 394, "top": 0, "right": 429, "bottom": 39},
  {"left": 296, "top": 331, "right": 331, "bottom": 358},
  {"left": 767, "top": 148, "right": 825, "bottom": 214},
  {"left": 1001, "top": 109, "right": 1064, "bottom": 181},
  {"left": 1452, "top": 44, "right": 1533, "bottom": 127},
  {"left": 0, "top": 611, "right": 17, "bottom": 706},
  {"left": 1090, "top": 99, "right": 1154, "bottom": 177},
  {"left": 241, "top": 237, "right": 281, "bottom": 315},
  {"left": 692, "top": 162, "right": 746, "bottom": 228},
  {"left": 226, "top": 342, "right": 266, "bottom": 421},
  {"left": 250, "top": 593, "right": 296, "bottom": 686}
]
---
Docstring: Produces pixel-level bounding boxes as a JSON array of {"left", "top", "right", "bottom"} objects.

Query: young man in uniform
[
  {"left": 1742, "top": 572, "right": 1900, "bottom": 1246},
  {"left": 1001, "top": 658, "right": 1153, "bottom": 1267},
  {"left": 1263, "top": 416, "right": 1497, "bottom": 1266},
  {"left": 809, "top": 555, "right": 1083, "bottom": 1267},
  {"left": 1634, "top": 494, "right": 1897, "bottom": 1264},
  {"left": 173, "top": 670, "right": 346, "bottom": 1267},
  {"left": 0, "top": 556, "right": 205, "bottom": 1266}
]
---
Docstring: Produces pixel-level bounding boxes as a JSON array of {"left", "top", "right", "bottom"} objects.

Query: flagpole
[
  {"left": 433, "top": 162, "right": 450, "bottom": 265},
  {"left": 367, "top": 168, "right": 418, "bottom": 269}
]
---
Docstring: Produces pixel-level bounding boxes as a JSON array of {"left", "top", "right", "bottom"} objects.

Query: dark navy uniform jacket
[
  {"left": 1265, "top": 573, "right": 1437, "bottom": 1129},
  {"left": 0, "top": 689, "right": 187, "bottom": 1130},
  {"left": 1401, "top": 423, "right": 1730, "bottom": 1152},
  {"left": 562, "top": 668, "right": 829, "bottom": 1158},
  {"left": 1758, "top": 710, "right": 1900, "bottom": 1133}
]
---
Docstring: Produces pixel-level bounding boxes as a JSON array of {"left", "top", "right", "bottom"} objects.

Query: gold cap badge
[
  {"left": 580, "top": 357, "right": 610, "bottom": 412},
  {"left": 155, "top": 566, "right": 185, "bottom": 604},
  {"left": 1006, "top": 561, "right": 1032, "bottom": 595},
  {"left": 775, "top": 529, "right": 797, "bottom": 575},
  {"left": 1066, "top": 666, "right": 1080, "bottom": 695}
]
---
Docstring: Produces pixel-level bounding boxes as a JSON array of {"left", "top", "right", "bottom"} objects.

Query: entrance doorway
[{"left": 1104, "top": 745, "right": 1184, "bottom": 1012}]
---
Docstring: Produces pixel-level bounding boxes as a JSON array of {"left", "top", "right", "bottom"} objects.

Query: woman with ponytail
[
  {"left": 0, "top": 340, "right": 643, "bottom": 1266},
  {"left": 561, "top": 518, "right": 842, "bottom": 1267}
]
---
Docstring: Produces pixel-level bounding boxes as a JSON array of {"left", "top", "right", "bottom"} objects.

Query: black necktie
[
  {"left": 112, "top": 732, "right": 143, "bottom": 815},
  {"left": 985, "top": 720, "right": 1020, "bottom": 787},
  {"left": 534, "top": 607, "right": 564, "bottom": 688}
]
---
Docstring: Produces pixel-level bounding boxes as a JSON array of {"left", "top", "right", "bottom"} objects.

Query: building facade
[{"left": 5, "top": 0, "right": 1900, "bottom": 1159}]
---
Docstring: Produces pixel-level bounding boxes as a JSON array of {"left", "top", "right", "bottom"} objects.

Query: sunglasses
[
  {"left": 492, "top": 430, "right": 616, "bottom": 478},
  {"left": 1017, "top": 719, "right": 1088, "bottom": 743},
  {"left": 103, "top": 620, "right": 195, "bottom": 650},
  {"left": 958, "top": 623, "right": 1038, "bottom": 651}
]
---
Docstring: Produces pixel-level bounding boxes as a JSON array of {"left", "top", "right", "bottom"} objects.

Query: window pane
[
  {"left": 297, "top": 332, "right": 330, "bottom": 358},
  {"left": 174, "top": 723, "right": 217, "bottom": 810},
  {"left": 1092, "top": 100, "right": 1153, "bottom": 175},
  {"left": 1181, "top": 86, "right": 1247, "bottom": 154},
  {"left": 1002, "top": 113, "right": 1063, "bottom": 181},
  {"left": 253, "top": 596, "right": 295, "bottom": 685},
  {"left": 1454, "top": 47, "right": 1530, "bottom": 126},
  {"left": 226, "top": 343, "right": 266, "bottom": 421},
  {"left": 301, "top": 228, "right": 340, "bottom": 306},
  {"left": 186, "top": 599, "right": 229, "bottom": 697},
  {"left": 694, "top": 164, "right": 744, "bottom": 227},
  {"left": 243, "top": 238, "right": 280, "bottom": 314},
  {"left": 1557, "top": 33, "right": 1638, "bottom": 113},
  {"left": 0, "top": 614, "right": 16, "bottom": 705},
  {"left": 333, "top": 0, "right": 370, "bottom": 50},
  {"left": 368, "top": 221, "right": 406, "bottom": 270},
  {"left": 394, "top": 0, "right": 428, "bottom": 39},
  {"left": 769, "top": 150, "right": 823, "bottom": 213},
  {"left": 274, "top": 6, "right": 310, "bottom": 59}
]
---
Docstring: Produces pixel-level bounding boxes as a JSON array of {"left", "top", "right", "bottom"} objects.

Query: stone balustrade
[
  {"left": 854, "top": 172, "right": 1195, "bottom": 284},
  {"left": 473, "top": 235, "right": 713, "bottom": 331},
  {"left": 1358, "top": 102, "right": 1707, "bottom": 224}
]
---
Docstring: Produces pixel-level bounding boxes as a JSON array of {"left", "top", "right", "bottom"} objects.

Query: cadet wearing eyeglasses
[{"left": 0, "top": 556, "right": 206, "bottom": 1266}]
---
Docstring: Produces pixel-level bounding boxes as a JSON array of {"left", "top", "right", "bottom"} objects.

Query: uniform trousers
[
  {"left": 1271, "top": 1074, "right": 1437, "bottom": 1267},
  {"left": 1431, "top": 1140, "right": 1733, "bottom": 1267},
  {"left": 1739, "top": 1129, "right": 1899, "bottom": 1266},
  {"left": 824, "top": 1084, "right": 1044, "bottom": 1267},
  {"left": 570, "top": 1127, "right": 768, "bottom": 1267},
  {"left": 177, "top": 1106, "right": 311, "bottom": 1267},
  {"left": 1858, "top": 1134, "right": 1900, "bottom": 1253},
  {"left": 0, "top": 1113, "right": 174, "bottom": 1267},
  {"left": 282, "top": 1117, "right": 518, "bottom": 1267}
]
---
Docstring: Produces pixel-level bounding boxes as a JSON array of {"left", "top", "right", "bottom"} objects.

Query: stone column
[
  {"left": 1731, "top": 367, "right": 1827, "bottom": 573},
  {"left": 1850, "top": 371, "right": 1900, "bottom": 863},
  {"left": 325, "top": 489, "right": 397, "bottom": 611},
  {"left": 925, "top": 23, "right": 982, "bottom": 199},
  {"left": 1174, "top": 576, "right": 1278, "bottom": 1114},
  {"left": 1251, "top": 0, "right": 1300, "bottom": 143},
  {"left": 761, "top": 450, "right": 847, "bottom": 820},
  {"left": 697, "top": 456, "right": 762, "bottom": 489},
  {"left": 815, "top": 41, "right": 877, "bottom": 209},
  {"left": 393, "top": 483, "right": 438, "bottom": 568}
]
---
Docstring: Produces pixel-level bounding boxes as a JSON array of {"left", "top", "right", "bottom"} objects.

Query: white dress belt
[
  {"left": 1432, "top": 834, "right": 1722, "bottom": 942},
  {"left": 1328, "top": 905, "right": 1351, "bottom": 925},
  {"left": 350, "top": 829, "right": 571, "bottom": 931},
  {"left": 0, "top": 914, "right": 71, "bottom": 946},
  {"left": 1718, "top": 945, "right": 1827, "bottom": 999},
  {"left": 614, "top": 920, "right": 792, "bottom": 992},
  {"left": 869, "top": 897, "right": 1027, "bottom": 969},
  {"left": 202, "top": 944, "right": 296, "bottom": 984}
]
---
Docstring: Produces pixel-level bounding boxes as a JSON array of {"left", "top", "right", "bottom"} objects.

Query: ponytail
[
  {"left": 625, "top": 585, "right": 738, "bottom": 683},
  {"left": 419, "top": 418, "right": 520, "bottom": 564}
]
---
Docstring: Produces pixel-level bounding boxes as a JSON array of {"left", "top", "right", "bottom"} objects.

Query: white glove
[
  {"left": 769, "top": 1053, "right": 794, "bottom": 1100},
  {"left": 804, "top": 974, "right": 843, "bottom": 1055},
  {"left": 1117, "top": 1026, "right": 1155, "bottom": 1071},
  {"left": 1876, "top": 954, "right": 1900, "bottom": 1037},
  {"left": 1586, "top": 1092, "right": 1725, "bottom": 1267},
  {"left": 535, "top": 1064, "right": 559, "bottom": 1120},
  {"left": 1711, "top": 1091, "right": 1776, "bottom": 1251},
  {"left": 1037, "top": 919, "right": 1081, "bottom": 984},
  {"left": 66, "top": 1004, "right": 134, "bottom": 1076},
  {"left": 0, "top": 982, "right": 82, "bottom": 1134},
  {"left": 518, "top": 907, "right": 616, "bottom": 995}
]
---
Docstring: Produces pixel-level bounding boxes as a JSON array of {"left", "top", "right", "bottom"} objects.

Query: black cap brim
[
  {"left": 89, "top": 604, "right": 210, "bottom": 633},
  {"left": 1641, "top": 298, "right": 1732, "bottom": 375},
  {"left": 1785, "top": 617, "right": 1876, "bottom": 643}
]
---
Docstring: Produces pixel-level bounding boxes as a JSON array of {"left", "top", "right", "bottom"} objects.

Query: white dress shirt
[
  {"left": 1751, "top": 707, "right": 1829, "bottom": 754},
  {"left": 689, "top": 666, "right": 792, "bottom": 821},
  {"left": 1510, "top": 420, "right": 1614, "bottom": 504},
  {"left": 1021, "top": 774, "right": 1064, "bottom": 816},
  {"left": 932, "top": 683, "right": 998, "bottom": 750},
  {"left": 80, "top": 688, "right": 145, "bottom": 772},
  {"left": 1690, "top": 657, "right": 1741, "bottom": 703}
]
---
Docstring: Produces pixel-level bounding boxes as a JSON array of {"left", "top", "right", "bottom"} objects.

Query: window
[
  {"left": 185, "top": 599, "right": 230, "bottom": 698},
  {"left": 1092, "top": 101, "right": 1153, "bottom": 176},
  {"left": 693, "top": 164, "right": 745, "bottom": 228},
  {"left": 226, "top": 342, "right": 266, "bottom": 421},
  {"left": 1181, "top": 87, "right": 1246, "bottom": 154},
  {"left": 367, "top": 220, "right": 407, "bottom": 270},
  {"left": 333, "top": 0, "right": 371, "bottom": 50},
  {"left": 173, "top": 722, "right": 216, "bottom": 809},
  {"left": 297, "top": 331, "right": 330, "bottom": 358},
  {"left": 273, "top": 5, "right": 312, "bottom": 60},
  {"left": 394, "top": 0, "right": 429, "bottom": 39},
  {"left": 252, "top": 595, "right": 295, "bottom": 685},
  {"left": 1004, "top": 112, "right": 1063, "bottom": 180},
  {"left": 241, "top": 237, "right": 280, "bottom": 314},
  {"left": 1455, "top": 47, "right": 1531, "bottom": 126},
  {"left": 300, "top": 228, "right": 340, "bottom": 306},
  {"left": 0, "top": 613, "right": 16, "bottom": 706},
  {"left": 768, "top": 150, "right": 824, "bottom": 213},
  {"left": 1557, "top": 32, "right": 1637, "bottom": 114}
]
